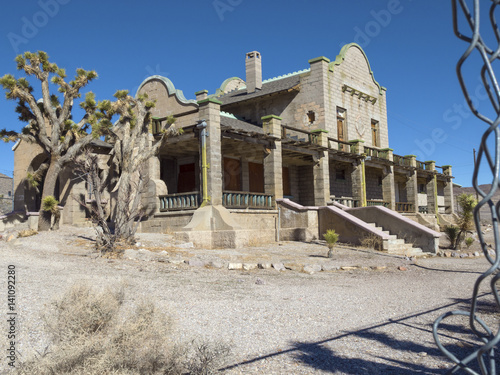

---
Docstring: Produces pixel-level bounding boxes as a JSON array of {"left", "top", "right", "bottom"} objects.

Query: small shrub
[
  {"left": 444, "top": 225, "right": 460, "bottom": 249},
  {"left": 18, "top": 229, "right": 38, "bottom": 237},
  {"left": 361, "top": 233, "right": 383, "bottom": 251},
  {"left": 465, "top": 237, "right": 475, "bottom": 249},
  {"left": 323, "top": 229, "right": 339, "bottom": 258},
  {"left": 41, "top": 195, "right": 59, "bottom": 213},
  {"left": 15, "top": 283, "right": 230, "bottom": 375}
]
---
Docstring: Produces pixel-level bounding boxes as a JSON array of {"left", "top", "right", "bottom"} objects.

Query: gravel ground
[{"left": 1, "top": 226, "right": 499, "bottom": 374}]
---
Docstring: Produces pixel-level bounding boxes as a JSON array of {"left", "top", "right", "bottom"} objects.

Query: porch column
[
  {"left": 349, "top": 139, "right": 365, "bottom": 207},
  {"left": 262, "top": 115, "right": 283, "bottom": 201},
  {"left": 405, "top": 155, "right": 419, "bottom": 213},
  {"left": 312, "top": 129, "right": 330, "bottom": 206},
  {"left": 442, "top": 165, "right": 454, "bottom": 214},
  {"left": 425, "top": 161, "right": 438, "bottom": 214},
  {"left": 198, "top": 98, "right": 223, "bottom": 205},
  {"left": 381, "top": 148, "right": 395, "bottom": 210}
]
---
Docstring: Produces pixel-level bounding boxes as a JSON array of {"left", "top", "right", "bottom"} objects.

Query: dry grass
[
  {"left": 16, "top": 283, "right": 230, "bottom": 375},
  {"left": 360, "top": 233, "right": 383, "bottom": 251},
  {"left": 17, "top": 229, "right": 38, "bottom": 238}
]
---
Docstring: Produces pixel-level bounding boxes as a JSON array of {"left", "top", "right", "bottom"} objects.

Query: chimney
[{"left": 246, "top": 51, "right": 262, "bottom": 93}]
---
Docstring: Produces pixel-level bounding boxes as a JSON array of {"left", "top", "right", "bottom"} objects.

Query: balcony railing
[
  {"left": 417, "top": 161, "right": 428, "bottom": 170},
  {"left": 396, "top": 202, "right": 414, "bottom": 212},
  {"left": 159, "top": 191, "right": 200, "bottom": 212},
  {"left": 330, "top": 197, "right": 360, "bottom": 208},
  {"left": 364, "top": 146, "right": 389, "bottom": 160},
  {"left": 328, "top": 138, "right": 357, "bottom": 153},
  {"left": 367, "top": 200, "right": 389, "bottom": 207},
  {"left": 393, "top": 154, "right": 411, "bottom": 167},
  {"left": 223, "top": 191, "right": 274, "bottom": 209},
  {"left": 419, "top": 206, "right": 429, "bottom": 214}
]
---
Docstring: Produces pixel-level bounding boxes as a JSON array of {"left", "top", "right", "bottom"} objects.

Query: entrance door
[
  {"left": 177, "top": 163, "right": 196, "bottom": 193},
  {"left": 248, "top": 162, "right": 264, "bottom": 193}
]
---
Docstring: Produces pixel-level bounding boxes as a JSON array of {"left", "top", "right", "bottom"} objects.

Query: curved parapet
[
  {"left": 135, "top": 75, "right": 197, "bottom": 105},
  {"left": 214, "top": 77, "right": 246, "bottom": 96},
  {"left": 329, "top": 43, "right": 386, "bottom": 95}
]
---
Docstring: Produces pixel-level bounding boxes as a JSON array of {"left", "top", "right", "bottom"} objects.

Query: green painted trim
[
  {"left": 311, "top": 129, "right": 328, "bottom": 133},
  {"left": 308, "top": 56, "right": 330, "bottom": 64},
  {"left": 380, "top": 148, "right": 393, "bottom": 151},
  {"left": 329, "top": 43, "right": 385, "bottom": 95},
  {"left": 198, "top": 98, "right": 222, "bottom": 105},
  {"left": 195, "top": 90, "right": 208, "bottom": 95},
  {"left": 404, "top": 154, "right": 417, "bottom": 158},
  {"left": 348, "top": 139, "right": 365, "bottom": 143},
  {"left": 152, "top": 116, "right": 161, "bottom": 120},
  {"left": 425, "top": 160, "right": 436, "bottom": 164},
  {"left": 441, "top": 165, "right": 452, "bottom": 168},
  {"left": 261, "top": 115, "right": 282, "bottom": 121},
  {"left": 215, "top": 76, "right": 246, "bottom": 97},
  {"left": 136, "top": 75, "right": 197, "bottom": 105}
]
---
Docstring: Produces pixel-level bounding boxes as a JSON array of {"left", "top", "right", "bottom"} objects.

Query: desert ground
[{"left": 1, "top": 225, "right": 499, "bottom": 374}]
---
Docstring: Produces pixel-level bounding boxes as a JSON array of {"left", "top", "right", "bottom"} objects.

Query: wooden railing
[
  {"left": 282, "top": 126, "right": 315, "bottom": 143},
  {"left": 419, "top": 206, "right": 429, "bottom": 214},
  {"left": 395, "top": 202, "right": 414, "bottom": 212},
  {"left": 159, "top": 191, "right": 200, "bottom": 211},
  {"left": 416, "top": 161, "right": 428, "bottom": 170},
  {"left": 223, "top": 191, "right": 274, "bottom": 209},
  {"left": 366, "top": 200, "right": 389, "bottom": 207},
  {"left": 393, "top": 154, "right": 411, "bottom": 167},
  {"left": 330, "top": 197, "right": 360, "bottom": 208},
  {"left": 364, "top": 146, "right": 388, "bottom": 160},
  {"left": 328, "top": 138, "right": 356, "bottom": 153}
]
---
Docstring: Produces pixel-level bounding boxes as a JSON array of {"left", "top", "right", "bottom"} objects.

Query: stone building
[
  {"left": 7, "top": 43, "right": 452, "bottom": 253},
  {"left": 0, "top": 173, "right": 13, "bottom": 214}
]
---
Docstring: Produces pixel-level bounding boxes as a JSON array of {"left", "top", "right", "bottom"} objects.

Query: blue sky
[{"left": 0, "top": 0, "right": 493, "bottom": 187}]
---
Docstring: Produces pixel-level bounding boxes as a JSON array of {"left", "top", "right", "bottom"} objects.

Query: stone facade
[{"left": 0, "top": 173, "right": 13, "bottom": 214}]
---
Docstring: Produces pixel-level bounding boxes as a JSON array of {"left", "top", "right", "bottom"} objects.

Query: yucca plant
[
  {"left": 465, "top": 237, "right": 474, "bottom": 249},
  {"left": 444, "top": 225, "right": 460, "bottom": 250},
  {"left": 324, "top": 229, "right": 339, "bottom": 258}
]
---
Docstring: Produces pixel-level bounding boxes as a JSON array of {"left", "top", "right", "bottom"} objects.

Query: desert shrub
[
  {"left": 323, "top": 229, "right": 339, "bottom": 249},
  {"left": 41, "top": 195, "right": 59, "bottom": 213},
  {"left": 360, "top": 233, "right": 383, "bottom": 250},
  {"left": 16, "top": 283, "right": 230, "bottom": 375},
  {"left": 465, "top": 237, "right": 475, "bottom": 249},
  {"left": 444, "top": 225, "right": 460, "bottom": 250},
  {"left": 18, "top": 229, "right": 38, "bottom": 238},
  {"left": 453, "top": 193, "right": 477, "bottom": 249}
]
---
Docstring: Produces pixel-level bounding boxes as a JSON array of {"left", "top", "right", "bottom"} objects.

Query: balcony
[
  {"left": 159, "top": 192, "right": 200, "bottom": 212},
  {"left": 222, "top": 191, "right": 274, "bottom": 209}
]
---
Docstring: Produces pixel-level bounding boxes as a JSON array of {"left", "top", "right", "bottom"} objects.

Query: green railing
[
  {"left": 331, "top": 197, "right": 360, "bottom": 207},
  {"left": 223, "top": 191, "right": 274, "bottom": 209},
  {"left": 159, "top": 191, "right": 200, "bottom": 211},
  {"left": 419, "top": 206, "right": 429, "bottom": 214},
  {"left": 396, "top": 202, "right": 414, "bottom": 212},
  {"left": 367, "top": 200, "right": 389, "bottom": 207},
  {"left": 364, "top": 146, "right": 388, "bottom": 160}
]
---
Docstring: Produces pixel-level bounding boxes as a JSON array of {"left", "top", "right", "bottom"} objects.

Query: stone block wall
[{"left": 365, "top": 166, "right": 383, "bottom": 200}]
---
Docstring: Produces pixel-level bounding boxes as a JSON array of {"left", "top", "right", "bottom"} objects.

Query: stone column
[
  {"left": 442, "top": 165, "right": 454, "bottom": 214},
  {"left": 425, "top": 161, "right": 438, "bottom": 215},
  {"left": 262, "top": 115, "right": 283, "bottom": 202},
  {"left": 349, "top": 140, "right": 366, "bottom": 207},
  {"left": 381, "top": 148, "right": 395, "bottom": 210},
  {"left": 195, "top": 90, "right": 208, "bottom": 101},
  {"left": 405, "top": 155, "right": 419, "bottom": 213},
  {"left": 198, "top": 98, "right": 223, "bottom": 205},
  {"left": 311, "top": 129, "right": 330, "bottom": 206}
]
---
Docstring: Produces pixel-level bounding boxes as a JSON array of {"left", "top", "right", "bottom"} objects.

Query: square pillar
[
  {"left": 198, "top": 98, "right": 223, "bottom": 206},
  {"left": 425, "top": 161, "right": 437, "bottom": 214},
  {"left": 442, "top": 165, "right": 454, "bottom": 214},
  {"left": 312, "top": 130, "right": 330, "bottom": 206},
  {"left": 381, "top": 148, "right": 395, "bottom": 210},
  {"left": 349, "top": 139, "right": 366, "bottom": 207},
  {"left": 262, "top": 115, "right": 283, "bottom": 201},
  {"left": 405, "top": 155, "right": 419, "bottom": 213}
]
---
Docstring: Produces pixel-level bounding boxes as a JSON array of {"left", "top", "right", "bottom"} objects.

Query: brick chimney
[{"left": 246, "top": 51, "right": 262, "bottom": 93}]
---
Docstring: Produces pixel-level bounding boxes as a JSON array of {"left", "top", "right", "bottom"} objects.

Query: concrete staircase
[{"left": 365, "top": 222, "right": 424, "bottom": 256}]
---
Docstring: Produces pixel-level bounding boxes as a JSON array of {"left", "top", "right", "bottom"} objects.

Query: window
[
  {"left": 418, "top": 184, "right": 426, "bottom": 194},
  {"left": 378, "top": 176, "right": 383, "bottom": 186},
  {"left": 335, "top": 169, "right": 346, "bottom": 181},
  {"left": 337, "top": 107, "right": 347, "bottom": 151},
  {"left": 371, "top": 119, "right": 379, "bottom": 147},
  {"left": 307, "top": 111, "right": 316, "bottom": 125}
]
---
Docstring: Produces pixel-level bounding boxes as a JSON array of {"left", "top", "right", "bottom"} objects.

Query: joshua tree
[{"left": 0, "top": 51, "right": 98, "bottom": 231}]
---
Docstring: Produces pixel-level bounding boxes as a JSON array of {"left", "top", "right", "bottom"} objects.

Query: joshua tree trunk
[{"left": 38, "top": 158, "right": 61, "bottom": 231}]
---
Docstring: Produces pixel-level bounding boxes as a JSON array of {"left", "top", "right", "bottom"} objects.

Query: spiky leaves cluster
[{"left": 0, "top": 51, "right": 102, "bottom": 184}]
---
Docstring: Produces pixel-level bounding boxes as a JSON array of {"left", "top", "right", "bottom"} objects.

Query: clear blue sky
[{"left": 0, "top": 0, "right": 492, "bottom": 187}]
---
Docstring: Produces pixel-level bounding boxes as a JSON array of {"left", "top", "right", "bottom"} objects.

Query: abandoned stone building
[
  {"left": 0, "top": 173, "right": 13, "bottom": 214},
  {"left": 7, "top": 43, "right": 453, "bottom": 254}
]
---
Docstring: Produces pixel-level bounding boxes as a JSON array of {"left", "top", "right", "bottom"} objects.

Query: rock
[
  {"left": 135, "top": 242, "right": 142, "bottom": 247},
  {"left": 340, "top": 266, "right": 358, "bottom": 271},
  {"left": 303, "top": 264, "right": 322, "bottom": 274},
  {"left": 228, "top": 263, "right": 243, "bottom": 270},
  {"left": 284, "top": 263, "right": 303, "bottom": 272},
  {"left": 6, "top": 234, "right": 16, "bottom": 242},
  {"left": 460, "top": 253, "right": 468, "bottom": 258},
  {"left": 398, "top": 266, "right": 408, "bottom": 271},
  {"left": 418, "top": 351, "right": 427, "bottom": 357},
  {"left": 136, "top": 249, "right": 154, "bottom": 261},
  {"left": 188, "top": 258, "right": 206, "bottom": 267},
  {"left": 272, "top": 263, "right": 285, "bottom": 271},
  {"left": 123, "top": 249, "right": 139, "bottom": 260},
  {"left": 169, "top": 259, "right": 184, "bottom": 265},
  {"left": 443, "top": 251, "right": 452, "bottom": 257},
  {"left": 255, "top": 278, "right": 265, "bottom": 285},
  {"left": 474, "top": 251, "right": 480, "bottom": 257},
  {"left": 176, "top": 242, "right": 194, "bottom": 248},
  {"left": 242, "top": 263, "right": 257, "bottom": 271},
  {"left": 322, "top": 263, "right": 339, "bottom": 272},
  {"left": 258, "top": 263, "right": 272, "bottom": 269},
  {"left": 371, "top": 266, "right": 386, "bottom": 271},
  {"left": 208, "top": 260, "right": 225, "bottom": 269},
  {"left": 451, "top": 252, "right": 458, "bottom": 257}
]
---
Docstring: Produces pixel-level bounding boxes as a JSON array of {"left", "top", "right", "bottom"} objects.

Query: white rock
[
  {"left": 303, "top": 264, "right": 322, "bottom": 274},
  {"left": 243, "top": 263, "right": 257, "bottom": 271},
  {"left": 228, "top": 263, "right": 243, "bottom": 270}
]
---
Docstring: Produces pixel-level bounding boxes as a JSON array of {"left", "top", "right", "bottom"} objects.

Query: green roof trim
[
  {"left": 425, "top": 160, "right": 436, "bottom": 164},
  {"left": 404, "top": 154, "right": 417, "bottom": 158},
  {"left": 311, "top": 129, "right": 328, "bottom": 133},
  {"left": 195, "top": 90, "right": 208, "bottom": 95},
  {"left": 214, "top": 76, "right": 246, "bottom": 97},
  {"left": 308, "top": 56, "right": 330, "bottom": 64},
  {"left": 198, "top": 98, "right": 223, "bottom": 105},
  {"left": 441, "top": 165, "right": 452, "bottom": 168},
  {"left": 261, "top": 115, "right": 282, "bottom": 121},
  {"left": 329, "top": 43, "right": 386, "bottom": 95},
  {"left": 380, "top": 148, "right": 393, "bottom": 151}
]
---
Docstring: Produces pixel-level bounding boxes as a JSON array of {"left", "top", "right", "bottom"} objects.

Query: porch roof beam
[
  {"left": 221, "top": 131, "right": 273, "bottom": 147},
  {"left": 282, "top": 144, "right": 320, "bottom": 157}
]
